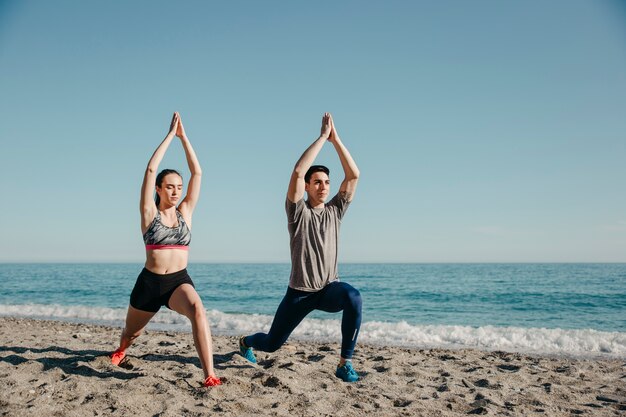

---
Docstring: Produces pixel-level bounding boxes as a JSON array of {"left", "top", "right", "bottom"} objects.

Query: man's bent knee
[{"left": 346, "top": 288, "right": 362, "bottom": 312}]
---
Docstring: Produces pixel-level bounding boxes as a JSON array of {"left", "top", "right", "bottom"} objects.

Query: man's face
[{"left": 305, "top": 171, "right": 330, "bottom": 206}]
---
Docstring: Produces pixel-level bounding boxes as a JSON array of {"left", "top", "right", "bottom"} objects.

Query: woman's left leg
[{"left": 168, "top": 284, "right": 217, "bottom": 380}]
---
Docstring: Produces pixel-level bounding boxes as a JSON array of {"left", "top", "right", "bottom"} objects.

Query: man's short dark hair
[{"left": 304, "top": 165, "right": 330, "bottom": 183}]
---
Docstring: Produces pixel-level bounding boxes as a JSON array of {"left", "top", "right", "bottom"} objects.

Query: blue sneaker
[
  {"left": 335, "top": 361, "right": 359, "bottom": 382},
  {"left": 239, "top": 336, "right": 257, "bottom": 364}
]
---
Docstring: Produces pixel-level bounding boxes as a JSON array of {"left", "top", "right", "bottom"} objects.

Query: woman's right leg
[
  {"left": 168, "top": 283, "right": 217, "bottom": 380},
  {"left": 118, "top": 305, "right": 156, "bottom": 351},
  {"left": 111, "top": 305, "right": 155, "bottom": 365}
]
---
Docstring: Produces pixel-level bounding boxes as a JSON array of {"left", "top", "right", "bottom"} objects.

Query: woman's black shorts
[{"left": 130, "top": 268, "right": 195, "bottom": 313}]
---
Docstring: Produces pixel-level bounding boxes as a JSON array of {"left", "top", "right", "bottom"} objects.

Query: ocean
[{"left": 1, "top": 263, "right": 625, "bottom": 359}]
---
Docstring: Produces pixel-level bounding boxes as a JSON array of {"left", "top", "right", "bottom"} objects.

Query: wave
[{"left": 1, "top": 303, "right": 624, "bottom": 359}]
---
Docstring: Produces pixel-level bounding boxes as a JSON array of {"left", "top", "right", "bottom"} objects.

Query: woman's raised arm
[
  {"left": 176, "top": 114, "right": 202, "bottom": 222},
  {"left": 140, "top": 113, "right": 179, "bottom": 228}
]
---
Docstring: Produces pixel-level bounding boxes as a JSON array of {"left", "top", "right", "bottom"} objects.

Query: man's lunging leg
[
  {"left": 241, "top": 288, "right": 314, "bottom": 361},
  {"left": 317, "top": 281, "right": 363, "bottom": 381}
]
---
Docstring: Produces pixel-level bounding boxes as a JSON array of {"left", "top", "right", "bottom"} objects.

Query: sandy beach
[{"left": 0, "top": 317, "right": 624, "bottom": 416}]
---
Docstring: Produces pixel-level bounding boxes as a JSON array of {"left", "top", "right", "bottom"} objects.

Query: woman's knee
[
  {"left": 123, "top": 327, "right": 143, "bottom": 340},
  {"left": 188, "top": 301, "right": 206, "bottom": 322}
]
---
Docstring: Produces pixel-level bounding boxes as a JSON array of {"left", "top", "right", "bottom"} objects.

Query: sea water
[{"left": 1, "top": 263, "right": 624, "bottom": 358}]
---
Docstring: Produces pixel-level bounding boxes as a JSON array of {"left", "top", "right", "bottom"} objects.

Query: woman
[{"left": 110, "top": 112, "right": 221, "bottom": 387}]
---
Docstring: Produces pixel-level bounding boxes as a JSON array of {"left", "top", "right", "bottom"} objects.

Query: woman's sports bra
[{"left": 143, "top": 210, "right": 191, "bottom": 251}]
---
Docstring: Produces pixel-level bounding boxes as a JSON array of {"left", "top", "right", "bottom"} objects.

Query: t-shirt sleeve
[
  {"left": 286, "top": 197, "right": 305, "bottom": 224},
  {"left": 327, "top": 192, "right": 351, "bottom": 220}
]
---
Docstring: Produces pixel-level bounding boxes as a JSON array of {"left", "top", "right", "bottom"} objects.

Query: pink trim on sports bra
[{"left": 145, "top": 245, "right": 190, "bottom": 251}]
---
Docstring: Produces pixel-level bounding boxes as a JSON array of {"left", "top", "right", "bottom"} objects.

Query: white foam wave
[
  {"left": 1, "top": 304, "right": 624, "bottom": 359},
  {"left": 0, "top": 304, "right": 128, "bottom": 324}
]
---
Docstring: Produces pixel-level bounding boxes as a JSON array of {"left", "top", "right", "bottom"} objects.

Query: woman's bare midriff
[{"left": 145, "top": 249, "right": 189, "bottom": 275}]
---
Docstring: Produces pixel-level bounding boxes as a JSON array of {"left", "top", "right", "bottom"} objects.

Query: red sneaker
[
  {"left": 204, "top": 375, "right": 222, "bottom": 387},
  {"left": 110, "top": 348, "right": 126, "bottom": 366}
]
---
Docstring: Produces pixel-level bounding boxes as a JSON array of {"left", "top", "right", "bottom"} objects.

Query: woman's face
[{"left": 156, "top": 173, "right": 183, "bottom": 207}]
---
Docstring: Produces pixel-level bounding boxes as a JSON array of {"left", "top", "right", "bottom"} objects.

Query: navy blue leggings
[{"left": 244, "top": 281, "right": 362, "bottom": 359}]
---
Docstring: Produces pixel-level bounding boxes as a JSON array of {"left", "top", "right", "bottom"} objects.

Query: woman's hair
[{"left": 154, "top": 169, "right": 182, "bottom": 208}]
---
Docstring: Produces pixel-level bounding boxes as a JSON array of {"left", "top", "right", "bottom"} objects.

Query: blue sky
[{"left": 1, "top": 1, "right": 625, "bottom": 262}]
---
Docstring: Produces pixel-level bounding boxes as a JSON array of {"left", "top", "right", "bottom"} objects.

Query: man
[{"left": 239, "top": 112, "right": 362, "bottom": 382}]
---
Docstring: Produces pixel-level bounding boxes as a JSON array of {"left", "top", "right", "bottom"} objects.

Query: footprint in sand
[
  {"left": 467, "top": 406, "right": 488, "bottom": 415},
  {"left": 258, "top": 358, "right": 276, "bottom": 369},
  {"left": 393, "top": 398, "right": 412, "bottom": 407},
  {"left": 373, "top": 365, "right": 389, "bottom": 373},
  {"left": 117, "top": 357, "right": 136, "bottom": 370},
  {"left": 262, "top": 376, "right": 281, "bottom": 388},
  {"left": 497, "top": 364, "right": 521, "bottom": 372},
  {"left": 473, "top": 378, "right": 500, "bottom": 389},
  {"left": 92, "top": 355, "right": 115, "bottom": 369},
  {"left": 470, "top": 393, "right": 491, "bottom": 408},
  {"left": 307, "top": 354, "right": 325, "bottom": 362},
  {"left": 437, "top": 383, "right": 450, "bottom": 392}
]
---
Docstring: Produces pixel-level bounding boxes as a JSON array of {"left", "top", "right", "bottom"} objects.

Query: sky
[{"left": 1, "top": 0, "right": 625, "bottom": 263}]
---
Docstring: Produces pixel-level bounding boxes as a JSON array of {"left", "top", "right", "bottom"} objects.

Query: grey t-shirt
[{"left": 286, "top": 193, "right": 351, "bottom": 291}]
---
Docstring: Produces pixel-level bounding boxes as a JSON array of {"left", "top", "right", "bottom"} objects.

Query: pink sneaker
[
  {"left": 110, "top": 348, "right": 126, "bottom": 366},
  {"left": 204, "top": 375, "right": 222, "bottom": 387}
]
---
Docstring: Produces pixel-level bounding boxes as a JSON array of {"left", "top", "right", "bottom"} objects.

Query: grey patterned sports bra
[{"left": 143, "top": 210, "right": 191, "bottom": 250}]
